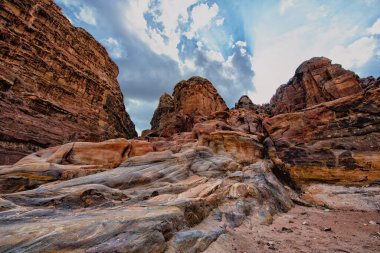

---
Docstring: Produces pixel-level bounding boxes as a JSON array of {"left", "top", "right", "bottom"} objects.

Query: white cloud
[
  {"left": 307, "top": 5, "right": 328, "bottom": 21},
  {"left": 216, "top": 18, "right": 224, "bottom": 26},
  {"left": 103, "top": 37, "right": 123, "bottom": 59},
  {"left": 279, "top": 0, "right": 295, "bottom": 15},
  {"left": 56, "top": 0, "right": 78, "bottom": 7},
  {"left": 123, "top": 0, "right": 198, "bottom": 62},
  {"left": 75, "top": 6, "right": 97, "bottom": 25},
  {"left": 186, "top": 3, "right": 219, "bottom": 39},
  {"left": 330, "top": 37, "right": 377, "bottom": 69},
  {"left": 249, "top": 21, "right": 369, "bottom": 104},
  {"left": 368, "top": 18, "right": 380, "bottom": 35},
  {"left": 235, "top": 41, "right": 247, "bottom": 48},
  {"left": 204, "top": 49, "right": 224, "bottom": 62}
]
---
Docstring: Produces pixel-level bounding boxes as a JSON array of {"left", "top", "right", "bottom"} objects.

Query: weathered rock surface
[
  {"left": 360, "top": 76, "right": 380, "bottom": 91},
  {"left": 265, "top": 87, "right": 380, "bottom": 185},
  {"left": 150, "top": 93, "right": 175, "bottom": 131},
  {"left": 147, "top": 77, "right": 228, "bottom": 137},
  {"left": 270, "top": 57, "right": 363, "bottom": 115},
  {"left": 1, "top": 23, "right": 380, "bottom": 253},
  {"left": 0, "top": 139, "right": 153, "bottom": 193},
  {"left": 0, "top": 145, "right": 293, "bottom": 252},
  {"left": 235, "top": 95, "right": 272, "bottom": 115},
  {"left": 0, "top": 71, "right": 298, "bottom": 251},
  {"left": 0, "top": 0, "right": 137, "bottom": 165}
]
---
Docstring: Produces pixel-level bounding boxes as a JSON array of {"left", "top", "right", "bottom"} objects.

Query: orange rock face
[
  {"left": 265, "top": 88, "right": 380, "bottom": 185},
  {"left": 0, "top": 138, "right": 152, "bottom": 193},
  {"left": 173, "top": 76, "right": 228, "bottom": 115},
  {"left": 270, "top": 57, "right": 363, "bottom": 115},
  {"left": 198, "top": 130, "right": 263, "bottom": 164},
  {"left": 0, "top": 0, "right": 137, "bottom": 164},
  {"left": 147, "top": 76, "right": 228, "bottom": 136}
]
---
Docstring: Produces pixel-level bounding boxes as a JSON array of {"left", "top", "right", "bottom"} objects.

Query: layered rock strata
[
  {"left": 265, "top": 87, "right": 380, "bottom": 185},
  {"left": 0, "top": 140, "right": 294, "bottom": 252},
  {"left": 0, "top": 0, "right": 137, "bottom": 165},
  {"left": 263, "top": 57, "right": 380, "bottom": 186},
  {"left": 0, "top": 76, "right": 298, "bottom": 252},
  {"left": 1, "top": 47, "right": 379, "bottom": 252},
  {"left": 270, "top": 57, "right": 363, "bottom": 115},
  {"left": 147, "top": 76, "right": 228, "bottom": 137}
]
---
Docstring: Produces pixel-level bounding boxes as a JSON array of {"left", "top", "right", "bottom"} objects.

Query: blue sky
[{"left": 55, "top": 0, "right": 380, "bottom": 133}]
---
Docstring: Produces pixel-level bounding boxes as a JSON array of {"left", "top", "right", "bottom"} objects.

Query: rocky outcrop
[
  {"left": 265, "top": 87, "right": 380, "bottom": 185},
  {"left": 235, "top": 95, "right": 255, "bottom": 110},
  {"left": 173, "top": 77, "right": 228, "bottom": 115},
  {"left": 235, "top": 95, "right": 273, "bottom": 115},
  {"left": 146, "top": 77, "right": 228, "bottom": 136},
  {"left": 0, "top": 143, "right": 293, "bottom": 252},
  {"left": 1, "top": 48, "right": 380, "bottom": 252},
  {"left": 0, "top": 139, "right": 153, "bottom": 193},
  {"left": 0, "top": 0, "right": 137, "bottom": 164},
  {"left": 270, "top": 57, "right": 363, "bottom": 115},
  {"left": 360, "top": 76, "right": 380, "bottom": 91},
  {"left": 151, "top": 93, "right": 175, "bottom": 130}
]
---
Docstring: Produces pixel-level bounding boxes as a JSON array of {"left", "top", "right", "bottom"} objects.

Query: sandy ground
[{"left": 205, "top": 205, "right": 380, "bottom": 253}]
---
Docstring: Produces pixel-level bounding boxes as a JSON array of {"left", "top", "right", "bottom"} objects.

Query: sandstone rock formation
[
  {"left": 265, "top": 87, "right": 380, "bottom": 185},
  {"left": 360, "top": 76, "right": 380, "bottom": 91},
  {"left": 0, "top": 75, "right": 300, "bottom": 252},
  {"left": 150, "top": 93, "right": 175, "bottom": 130},
  {"left": 270, "top": 57, "right": 363, "bottom": 115},
  {"left": 235, "top": 95, "right": 273, "bottom": 115},
  {"left": 0, "top": 0, "right": 137, "bottom": 165},
  {"left": 0, "top": 138, "right": 153, "bottom": 193},
  {"left": 147, "top": 77, "right": 228, "bottom": 137},
  {"left": 2, "top": 73, "right": 378, "bottom": 250},
  {"left": 0, "top": 142, "right": 294, "bottom": 252},
  {"left": 1, "top": 17, "right": 380, "bottom": 252}
]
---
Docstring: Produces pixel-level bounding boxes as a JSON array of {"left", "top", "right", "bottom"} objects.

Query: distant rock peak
[
  {"left": 270, "top": 57, "right": 363, "bottom": 115},
  {"left": 147, "top": 76, "right": 228, "bottom": 136}
]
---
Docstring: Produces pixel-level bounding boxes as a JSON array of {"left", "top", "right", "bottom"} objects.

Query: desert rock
[
  {"left": 0, "top": 0, "right": 137, "bottom": 165},
  {"left": 147, "top": 77, "right": 228, "bottom": 136},
  {"left": 270, "top": 57, "right": 363, "bottom": 115},
  {"left": 265, "top": 87, "right": 380, "bottom": 185}
]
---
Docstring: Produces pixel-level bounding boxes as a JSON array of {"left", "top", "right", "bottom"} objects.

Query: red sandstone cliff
[
  {"left": 270, "top": 57, "right": 363, "bottom": 115},
  {"left": 0, "top": 0, "right": 137, "bottom": 164}
]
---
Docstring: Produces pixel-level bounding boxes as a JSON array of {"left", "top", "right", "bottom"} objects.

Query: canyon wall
[
  {"left": 265, "top": 57, "right": 380, "bottom": 185},
  {"left": 0, "top": 0, "right": 137, "bottom": 164}
]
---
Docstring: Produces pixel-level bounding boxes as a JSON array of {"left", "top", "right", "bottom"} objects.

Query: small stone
[
  {"left": 267, "top": 241, "right": 276, "bottom": 250},
  {"left": 289, "top": 220, "right": 294, "bottom": 223},
  {"left": 278, "top": 227, "right": 293, "bottom": 233},
  {"left": 368, "top": 220, "right": 376, "bottom": 225},
  {"left": 323, "top": 227, "right": 332, "bottom": 232},
  {"left": 324, "top": 208, "right": 330, "bottom": 212},
  {"left": 302, "top": 221, "right": 309, "bottom": 225}
]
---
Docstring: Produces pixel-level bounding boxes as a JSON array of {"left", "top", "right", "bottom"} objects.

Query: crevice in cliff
[{"left": 261, "top": 122, "right": 300, "bottom": 192}]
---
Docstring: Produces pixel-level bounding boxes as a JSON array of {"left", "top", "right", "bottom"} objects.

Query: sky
[{"left": 55, "top": 0, "right": 380, "bottom": 134}]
